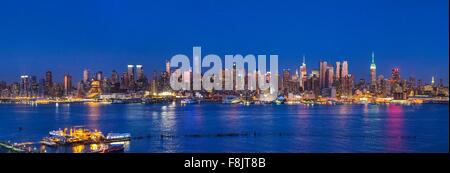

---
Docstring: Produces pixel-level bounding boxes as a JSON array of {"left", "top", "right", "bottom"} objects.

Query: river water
[{"left": 0, "top": 103, "right": 448, "bottom": 153}]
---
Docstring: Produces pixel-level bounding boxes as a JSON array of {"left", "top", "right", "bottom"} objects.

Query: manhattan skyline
[{"left": 0, "top": 0, "right": 448, "bottom": 83}]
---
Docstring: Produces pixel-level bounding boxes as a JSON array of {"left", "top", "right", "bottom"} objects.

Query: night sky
[{"left": 0, "top": 0, "right": 448, "bottom": 84}]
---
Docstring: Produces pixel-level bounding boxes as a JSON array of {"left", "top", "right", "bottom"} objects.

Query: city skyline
[
  {"left": 0, "top": 0, "right": 448, "bottom": 83},
  {"left": 1, "top": 53, "right": 446, "bottom": 86}
]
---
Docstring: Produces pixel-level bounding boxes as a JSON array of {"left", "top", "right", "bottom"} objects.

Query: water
[{"left": 0, "top": 103, "right": 448, "bottom": 153}]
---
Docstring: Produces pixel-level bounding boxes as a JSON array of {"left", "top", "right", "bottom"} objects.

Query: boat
[
  {"left": 180, "top": 98, "right": 199, "bottom": 104},
  {"left": 105, "top": 133, "right": 131, "bottom": 142},
  {"left": 41, "top": 126, "right": 107, "bottom": 145},
  {"left": 222, "top": 96, "right": 241, "bottom": 104},
  {"left": 274, "top": 96, "right": 286, "bottom": 104},
  {"left": 40, "top": 139, "right": 57, "bottom": 147}
]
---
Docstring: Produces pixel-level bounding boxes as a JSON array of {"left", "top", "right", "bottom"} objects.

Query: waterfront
[{"left": 0, "top": 103, "right": 448, "bottom": 153}]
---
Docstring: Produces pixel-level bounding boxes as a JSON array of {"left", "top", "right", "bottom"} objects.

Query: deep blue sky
[{"left": 0, "top": 0, "right": 448, "bottom": 84}]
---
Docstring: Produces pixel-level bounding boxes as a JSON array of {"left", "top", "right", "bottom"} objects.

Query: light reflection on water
[{"left": 0, "top": 103, "right": 447, "bottom": 153}]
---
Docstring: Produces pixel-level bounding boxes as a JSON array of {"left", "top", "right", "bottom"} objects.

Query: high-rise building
[
  {"left": 341, "top": 61, "right": 348, "bottom": 78},
  {"left": 431, "top": 76, "right": 435, "bottom": 86},
  {"left": 326, "top": 65, "right": 334, "bottom": 88},
  {"left": 136, "top": 65, "right": 144, "bottom": 81},
  {"left": 111, "top": 70, "right": 119, "bottom": 84},
  {"left": 299, "top": 56, "right": 307, "bottom": 89},
  {"left": 20, "top": 75, "right": 30, "bottom": 97},
  {"left": 370, "top": 52, "right": 377, "bottom": 86},
  {"left": 319, "top": 61, "right": 327, "bottom": 89},
  {"left": 63, "top": 74, "right": 72, "bottom": 96},
  {"left": 127, "top": 65, "right": 135, "bottom": 89},
  {"left": 166, "top": 60, "right": 171, "bottom": 75},
  {"left": 45, "top": 71, "right": 53, "bottom": 96},
  {"left": 335, "top": 61, "right": 341, "bottom": 80},
  {"left": 127, "top": 65, "right": 135, "bottom": 82},
  {"left": 282, "top": 69, "right": 291, "bottom": 92},
  {"left": 150, "top": 70, "right": 158, "bottom": 95},
  {"left": 83, "top": 69, "right": 90, "bottom": 83},
  {"left": 30, "top": 76, "right": 39, "bottom": 97},
  {"left": 391, "top": 68, "right": 400, "bottom": 83},
  {"left": 96, "top": 71, "right": 103, "bottom": 81},
  {"left": 120, "top": 72, "right": 128, "bottom": 90}
]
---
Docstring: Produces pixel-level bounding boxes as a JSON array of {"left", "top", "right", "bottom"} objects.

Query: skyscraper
[
  {"left": 45, "top": 71, "right": 53, "bottom": 96},
  {"left": 127, "top": 65, "right": 135, "bottom": 89},
  {"left": 165, "top": 60, "right": 171, "bottom": 75},
  {"left": 391, "top": 68, "right": 400, "bottom": 83},
  {"left": 370, "top": 52, "right": 377, "bottom": 87},
  {"left": 127, "top": 65, "right": 135, "bottom": 82},
  {"left": 326, "top": 65, "right": 334, "bottom": 88},
  {"left": 341, "top": 61, "right": 348, "bottom": 78},
  {"left": 30, "top": 76, "right": 39, "bottom": 97},
  {"left": 335, "top": 61, "right": 341, "bottom": 80},
  {"left": 20, "top": 75, "right": 30, "bottom": 97},
  {"left": 63, "top": 74, "right": 72, "bottom": 96},
  {"left": 111, "top": 70, "right": 119, "bottom": 84},
  {"left": 83, "top": 69, "right": 90, "bottom": 83},
  {"left": 299, "top": 56, "right": 307, "bottom": 89},
  {"left": 96, "top": 71, "right": 103, "bottom": 81},
  {"left": 282, "top": 69, "right": 291, "bottom": 91},
  {"left": 431, "top": 76, "right": 435, "bottom": 86},
  {"left": 136, "top": 65, "right": 144, "bottom": 81},
  {"left": 319, "top": 60, "right": 327, "bottom": 89}
]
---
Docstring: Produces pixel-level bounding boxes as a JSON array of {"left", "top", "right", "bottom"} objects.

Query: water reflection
[
  {"left": 72, "top": 144, "right": 85, "bottom": 153},
  {"left": 86, "top": 103, "right": 100, "bottom": 129},
  {"left": 386, "top": 105, "right": 405, "bottom": 152}
]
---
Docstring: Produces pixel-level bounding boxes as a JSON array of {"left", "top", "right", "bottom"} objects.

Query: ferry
[
  {"left": 222, "top": 96, "right": 241, "bottom": 104},
  {"left": 180, "top": 98, "right": 199, "bottom": 104},
  {"left": 274, "top": 96, "right": 286, "bottom": 105},
  {"left": 105, "top": 133, "right": 131, "bottom": 142},
  {"left": 41, "top": 127, "right": 130, "bottom": 146}
]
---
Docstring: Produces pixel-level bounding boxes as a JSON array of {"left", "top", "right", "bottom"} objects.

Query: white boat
[
  {"left": 106, "top": 133, "right": 131, "bottom": 142},
  {"left": 181, "top": 98, "right": 199, "bottom": 104},
  {"left": 222, "top": 96, "right": 241, "bottom": 104}
]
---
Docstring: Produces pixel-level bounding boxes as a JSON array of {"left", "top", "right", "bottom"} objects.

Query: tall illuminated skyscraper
[
  {"left": 63, "top": 74, "right": 72, "bottom": 96},
  {"left": 136, "top": 65, "right": 144, "bottom": 81},
  {"left": 111, "top": 70, "right": 119, "bottom": 84},
  {"left": 44, "top": 71, "right": 53, "bottom": 96},
  {"left": 127, "top": 65, "right": 135, "bottom": 82},
  {"left": 319, "top": 60, "right": 327, "bottom": 89},
  {"left": 391, "top": 68, "right": 400, "bottom": 83},
  {"left": 299, "top": 55, "right": 307, "bottom": 88},
  {"left": 326, "top": 65, "right": 334, "bottom": 88},
  {"left": 127, "top": 65, "right": 135, "bottom": 89},
  {"left": 96, "top": 71, "right": 103, "bottom": 81},
  {"left": 335, "top": 61, "right": 341, "bottom": 80},
  {"left": 165, "top": 60, "right": 171, "bottom": 74},
  {"left": 20, "top": 75, "right": 30, "bottom": 97},
  {"left": 431, "top": 76, "right": 435, "bottom": 86},
  {"left": 370, "top": 52, "right": 377, "bottom": 86},
  {"left": 341, "top": 61, "right": 348, "bottom": 78},
  {"left": 83, "top": 69, "right": 90, "bottom": 83}
]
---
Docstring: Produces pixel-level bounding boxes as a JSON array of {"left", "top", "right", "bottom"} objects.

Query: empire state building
[{"left": 370, "top": 52, "right": 377, "bottom": 89}]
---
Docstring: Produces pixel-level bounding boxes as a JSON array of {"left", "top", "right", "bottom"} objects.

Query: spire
[
  {"left": 370, "top": 51, "right": 376, "bottom": 69},
  {"left": 302, "top": 54, "right": 306, "bottom": 65},
  {"left": 371, "top": 51, "right": 375, "bottom": 63}
]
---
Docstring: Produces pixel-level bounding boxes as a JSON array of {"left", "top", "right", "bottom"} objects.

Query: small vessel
[
  {"left": 274, "top": 96, "right": 286, "bottom": 105},
  {"left": 105, "top": 133, "right": 131, "bottom": 142},
  {"left": 222, "top": 96, "right": 241, "bottom": 104},
  {"left": 41, "top": 126, "right": 130, "bottom": 146},
  {"left": 40, "top": 139, "right": 57, "bottom": 147},
  {"left": 180, "top": 98, "right": 199, "bottom": 104}
]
